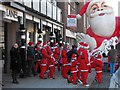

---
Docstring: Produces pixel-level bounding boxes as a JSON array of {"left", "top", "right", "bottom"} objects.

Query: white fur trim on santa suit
[{"left": 86, "top": 0, "right": 105, "bottom": 14}]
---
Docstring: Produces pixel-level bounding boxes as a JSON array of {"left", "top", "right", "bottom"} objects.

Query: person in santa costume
[
  {"left": 77, "top": 42, "right": 91, "bottom": 87},
  {"left": 39, "top": 42, "right": 51, "bottom": 79},
  {"left": 94, "top": 54, "right": 104, "bottom": 84},
  {"left": 48, "top": 53, "right": 56, "bottom": 79},
  {"left": 61, "top": 44, "right": 70, "bottom": 79},
  {"left": 53, "top": 42, "right": 60, "bottom": 71},
  {"left": 67, "top": 53, "right": 78, "bottom": 85},
  {"left": 45, "top": 41, "right": 53, "bottom": 72},
  {"left": 76, "top": 0, "right": 120, "bottom": 50}
]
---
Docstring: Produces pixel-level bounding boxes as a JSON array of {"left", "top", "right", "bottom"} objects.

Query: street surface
[{"left": 2, "top": 68, "right": 112, "bottom": 89}]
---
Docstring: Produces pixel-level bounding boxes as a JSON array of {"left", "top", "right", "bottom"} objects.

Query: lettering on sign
[{"left": 4, "top": 8, "right": 18, "bottom": 21}]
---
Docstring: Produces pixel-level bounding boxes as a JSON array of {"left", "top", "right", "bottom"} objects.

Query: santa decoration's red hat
[
  {"left": 79, "top": 42, "right": 89, "bottom": 49},
  {"left": 96, "top": 54, "right": 102, "bottom": 59},
  {"left": 71, "top": 54, "right": 77, "bottom": 60},
  {"left": 76, "top": 0, "right": 105, "bottom": 19},
  {"left": 28, "top": 41, "right": 33, "bottom": 46}
]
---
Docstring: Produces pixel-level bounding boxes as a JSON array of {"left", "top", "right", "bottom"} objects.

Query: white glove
[{"left": 76, "top": 33, "right": 97, "bottom": 50}]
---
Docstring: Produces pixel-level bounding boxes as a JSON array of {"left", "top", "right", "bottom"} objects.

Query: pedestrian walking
[
  {"left": 48, "top": 54, "right": 56, "bottom": 79},
  {"left": 67, "top": 54, "right": 78, "bottom": 85},
  {"left": 27, "top": 42, "right": 36, "bottom": 77},
  {"left": 53, "top": 42, "right": 60, "bottom": 71},
  {"left": 10, "top": 43, "right": 21, "bottom": 84},
  {"left": 108, "top": 45, "right": 117, "bottom": 76},
  {"left": 94, "top": 54, "right": 104, "bottom": 84},
  {"left": 61, "top": 44, "right": 70, "bottom": 79},
  {"left": 40, "top": 43, "right": 51, "bottom": 79},
  {"left": 77, "top": 42, "right": 91, "bottom": 87}
]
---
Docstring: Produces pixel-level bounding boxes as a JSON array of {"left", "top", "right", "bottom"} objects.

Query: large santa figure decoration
[{"left": 76, "top": 0, "right": 120, "bottom": 54}]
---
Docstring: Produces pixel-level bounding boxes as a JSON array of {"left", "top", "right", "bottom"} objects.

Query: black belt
[{"left": 81, "top": 58, "right": 85, "bottom": 59}]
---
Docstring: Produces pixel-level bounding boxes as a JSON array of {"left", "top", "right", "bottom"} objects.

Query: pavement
[
  {"left": 90, "top": 71, "right": 111, "bottom": 88},
  {"left": 2, "top": 68, "right": 96, "bottom": 89}
]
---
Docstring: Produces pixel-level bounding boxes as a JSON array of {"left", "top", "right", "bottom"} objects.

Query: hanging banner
[{"left": 67, "top": 14, "right": 77, "bottom": 27}]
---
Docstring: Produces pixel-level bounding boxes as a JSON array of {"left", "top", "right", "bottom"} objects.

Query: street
[{"left": 1, "top": 68, "right": 112, "bottom": 89}]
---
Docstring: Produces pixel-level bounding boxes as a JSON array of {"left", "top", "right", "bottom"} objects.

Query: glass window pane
[
  {"left": 41, "top": 0, "right": 47, "bottom": 15},
  {"left": 47, "top": 2, "right": 52, "bottom": 18},
  {"left": 33, "top": 0, "right": 39, "bottom": 12},
  {"left": 53, "top": 5, "right": 56, "bottom": 20},
  {"left": 57, "top": 7, "right": 61, "bottom": 22},
  {"left": 24, "top": 0, "right": 32, "bottom": 8}
]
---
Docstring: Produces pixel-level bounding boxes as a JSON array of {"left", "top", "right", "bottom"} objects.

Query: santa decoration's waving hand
[{"left": 76, "top": 0, "right": 120, "bottom": 53}]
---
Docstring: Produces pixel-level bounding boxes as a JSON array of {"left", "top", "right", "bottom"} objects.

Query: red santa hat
[
  {"left": 71, "top": 54, "right": 77, "bottom": 60},
  {"left": 79, "top": 42, "right": 89, "bottom": 49},
  {"left": 36, "top": 47, "right": 40, "bottom": 51},
  {"left": 28, "top": 41, "right": 33, "bottom": 46},
  {"left": 54, "top": 42, "right": 58, "bottom": 46},
  {"left": 37, "top": 41, "right": 42, "bottom": 45},
  {"left": 96, "top": 54, "right": 102, "bottom": 59},
  {"left": 76, "top": 0, "right": 105, "bottom": 19},
  {"left": 43, "top": 42, "right": 47, "bottom": 47}
]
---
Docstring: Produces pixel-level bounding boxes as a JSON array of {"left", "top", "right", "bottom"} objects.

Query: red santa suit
[
  {"left": 48, "top": 56, "right": 55, "bottom": 79},
  {"left": 40, "top": 47, "right": 51, "bottom": 79},
  {"left": 94, "top": 54, "right": 104, "bottom": 84},
  {"left": 90, "top": 55, "right": 95, "bottom": 68},
  {"left": 68, "top": 54, "right": 78, "bottom": 85},
  {"left": 53, "top": 44, "right": 60, "bottom": 71},
  {"left": 45, "top": 44, "right": 52, "bottom": 70},
  {"left": 77, "top": 48, "right": 82, "bottom": 81},
  {"left": 61, "top": 49, "right": 70, "bottom": 79},
  {"left": 86, "top": 17, "right": 120, "bottom": 48},
  {"left": 78, "top": 42, "right": 91, "bottom": 86}
]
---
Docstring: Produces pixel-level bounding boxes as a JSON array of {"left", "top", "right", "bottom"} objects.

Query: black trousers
[
  {"left": 27, "top": 60, "right": 36, "bottom": 76},
  {"left": 12, "top": 70, "right": 19, "bottom": 82}
]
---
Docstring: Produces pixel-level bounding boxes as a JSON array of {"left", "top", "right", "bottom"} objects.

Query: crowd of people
[{"left": 10, "top": 41, "right": 120, "bottom": 87}]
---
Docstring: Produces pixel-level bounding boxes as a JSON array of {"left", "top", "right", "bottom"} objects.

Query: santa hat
[
  {"left": 96, "top": 54, "right": 102, "bottom": 59},
  {"left": 43, "top": 42, "right": 47, "bottom": 47},
  {"left": 36, "top": 47, "right": 40, "bottom": 51},
  {"left": 71, "top": 54, "right": 77, "bottom": 60},
  {"left": 79, "top": 42, "right": 89, "bottom": 49},
  {"left": 37, "top": 41, "right": 42, "bottom": 45},
  {"left": 76, "top": 0, "right": 105, "bottom": 19},
  {"left": 28, "top": 41, "right": 33, "bottom": 46},
  {"left": 54, "top": 42, "right": 58, "bottom": 46}
]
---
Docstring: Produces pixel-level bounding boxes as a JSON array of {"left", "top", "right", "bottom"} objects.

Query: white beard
[{"left": 88, "top": 14, "right": 116, "bottom": 37}]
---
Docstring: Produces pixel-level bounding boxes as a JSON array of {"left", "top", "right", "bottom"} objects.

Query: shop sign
[
  {"left": 4, "top": 8, "right": 18, "bottom": 21},
  {"left": 67, "top": 14, "right": 77, "bottom": 27}
]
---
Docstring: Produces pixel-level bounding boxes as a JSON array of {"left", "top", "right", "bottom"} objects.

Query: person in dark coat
[
  {"left": 66, "top": 45, "right": 79, "bottom": 63},
  {"left": 27, "top": 42, "right": 36, "bottom": 76},
  {"left": 10, "top": 43, "right": 21, "bottom": 84}
]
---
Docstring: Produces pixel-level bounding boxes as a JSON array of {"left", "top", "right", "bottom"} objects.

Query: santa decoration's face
[{"left": 87, "top": 1, "right": 116, "bottom": 37}]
